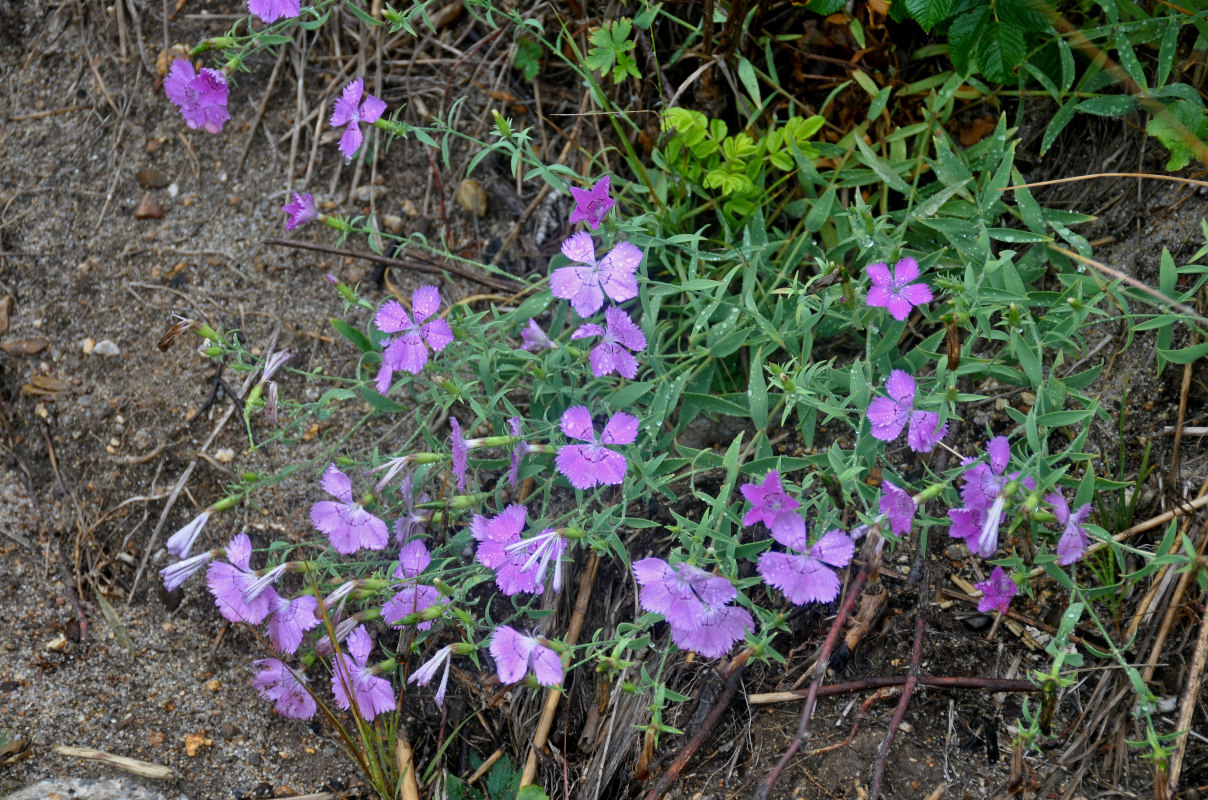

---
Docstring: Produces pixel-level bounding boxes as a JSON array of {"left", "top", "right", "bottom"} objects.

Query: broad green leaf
[{"left": 975, "top": 20, "right": 1026, "bottom": 84}]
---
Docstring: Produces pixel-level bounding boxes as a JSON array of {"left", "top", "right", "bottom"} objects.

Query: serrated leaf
[
  {"left": 948, "top": 7, "right": 989, "bottom": 76},
  {"left": 975, "top": 20, "right": 1026, "bottom": 84},
  {"left": 997, "top": 0, "right": 1051, "bottom": 32}
]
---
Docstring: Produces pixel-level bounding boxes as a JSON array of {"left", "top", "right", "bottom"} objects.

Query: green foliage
[
  {"left": 902, "top": 0, "right": 1051, "bottom": 84},
  {"left": 584, "top": 18, "right": 641, "bottom": 84},
  {"left": 512, "top": 33, "right": 543, "bottom": 81}
]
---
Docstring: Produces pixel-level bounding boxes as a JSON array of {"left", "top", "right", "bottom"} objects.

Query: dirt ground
[{"left": 2, "top": 4, "right": 1207, "bottom": 800}]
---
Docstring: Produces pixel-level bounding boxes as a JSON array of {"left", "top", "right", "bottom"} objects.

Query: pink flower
[
  {"left": 974, "top": 566, "right": 1018, "bottom": 615},
  {"left": 549, "top": 233, "right": 641, "bottom": 317},
  {"left": 166, "top": 511, "right": 210, "bottom": 559},
  {"left": 407, "top": 645, "right": 453, "bottom": 707},
  {"left": 571, "top": 307, "right": 647, "bottom": 378},
  {"left": 282, "top": 193, "right": 318, "bottom": 230},
  {"left": 252, "top": 658, "right": 316, "bottom": 719},
  {"left": 449, "top": 418, "right": 468, "bottom": 492},
  {"left": 329, "top": 78, "right": 387, "bottom": 159},
  {"left": 310, "top": 464, "right": 389, "bottom": 554},
  {"left": 164, "top": 60, "right": 230, "bottom": 134},
  {"left": 740, "top": 470, "right": 800, "bottom": 531},
  {"left": 161, "top": 551, "right": 214, "bottom": 592},
  {"left": 380, "top": 540, "right": 446, "bottom": 630},
  {"left": 758, "top": 527, "right": 855, "bottom": 606},
  {"left": 248, "top": 0, "right": 299, "bottom": 24},
  {"left": 1047, "top": 491, "right": 1092, "bottom": 566},
  {"left": 865, "top": 257, "right": 933, "bottom": 321},
  {"left": 554, "top": 406, "right": 638, "bottom": 489},
  {"left": 374, "top": 286, "right": 454, "bottom": 393},
  {"left": 632, "top": 558, "right": 735, "bottom": 628},
  {"left": 865, "top": 370, "right": 947, "bottom": 453},
  {"left": 207, "top": 533, "right": 277, "bottom": 624},
  {"left": 669, "top": 602, "right": 753, "bottom": 658},
  {"left": 519, "top": 319, "right": 554, "bottom": 351},
  {"left": 490, "top": 626, "right": 563, "bottom": 686},
  {"left": 266, "top": 593, "right": 321, "bottom": 654},
  {"left": 331, "top": 626, "right": 396, "bottom": 720},
  {"left": 879, "top": 480, "right": 916, "bottom": 537},
  {"left": 471, "top": 505, "right": 561, "bottom": 595},
  {"left": 568, "top": 176, "right": 615, "bottom": 230}
]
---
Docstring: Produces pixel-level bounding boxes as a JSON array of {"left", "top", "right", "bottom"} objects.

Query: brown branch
[
  {"left": 262, "top": 237, "right": 521, "bottom": 293},
  {"left": 749, "top": 675, "right": 1041, "bottom": 705}
]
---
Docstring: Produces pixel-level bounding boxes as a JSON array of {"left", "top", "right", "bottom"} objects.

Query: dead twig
[
  {"left": 1166, "top": 571, "right": 1208, "bottom": 794},
  {"left": 749, "top": 675, "right": 1040, "bottom": 704}
]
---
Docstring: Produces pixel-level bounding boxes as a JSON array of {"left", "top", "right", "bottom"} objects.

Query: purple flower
[
  {"left": 554, "top": 406, "right": 638, "bottom": 489},
  {"left": 632, "top": 558, "right": 736, "bottom": 629},
  {"left": 472, "top": 505, "right": 555, "bottom": 595},
  {"left": 669, "top": 602, "right": 753, "bottom": 659},
  {"left": 449, "top": 418, "right": 468, "bottom": 492},
  {"left": 507, "top": 416, "right": 528, "bottom": 487},
  {"left": 164, "top": 60, "right": 230, "bottom": 134},
  {"left": 247, "top": 0, "right": 299, "bottom": 24},
  {"left": 374, "top": 286, "right": 455, "bottom": 393},
  {"left": 865, "top": 370, "right": 947, "bottom": 453},
  {"left": 266, "top": 593, "right": 321, "bottom": 654},
  {"left": 252, "top": 659, "right": 316, "bottom": 720},
  {"left": 520, "top": 319, "right": 554, "bottom": 351},
  {"left": 549, "top": 233, "right": 641, "bottom": 317},
  {"left": 392, "top": 474, "right": 430, "bottom": 544},
  {"left": 166, "top": 511, "right": 210, "bottom": 559},
  {"left": 568, "top": 176, "right": 615, "bottom": 230},
  {"left": 329, "top": 78, "right": 387, "bottom": 160},
  {"left": 758, "top": 527, "right": 855, "bottom": 606},
  {"left": 490, "top": 626, "right": 563, "bottom": 686},
  {"left": 865, "top": 257, "right": 933, "bottom": 321},
  {"left": 961, "top": 436, "right": 1035, "bottom": 511},
  {"left": 740, "top": 470, "right": 800, "bottom": 532},
  {"left": 407, "top": 645, "right": 453, "bottom": 707},
  {"left": 331, "top": 626, "right": 396, "bottom": 721},
  {"left": 1047, "top": 492, "right": 1092, "bottom": 566},
  {"left": 974, "top": 566, "right": 1018, "bottom": 615},
  {"left": 381, "top": 540, "right": 446, "bottom": 630},
  {"left": 571, "top": 307, "right": 647, "bottom": 379},
  {"left": 282, "top": 193, "right": 318, "bottom": 230},
  {"left": 207, "top": 533, "right": 276, "bottom": 624},
  {"left": 161, "top": 550, "right": 214, "bottom": 592},
  {"left": 879, "top": 480, "right": 916, "bottom": 537},
  {"left": 505, "top": 528, "right": 566, "bottom": 595},
  {"left": 310, "top": 463, "right": 389, "bottom": 555}
]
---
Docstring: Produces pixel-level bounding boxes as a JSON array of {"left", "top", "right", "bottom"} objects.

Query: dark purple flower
[
  {"left": 374, "top": 286, "right": 455, "bottom": 393},
  {"left": 329, "top": 78, "right": 387, "bottom": 159},
  {"left": 974, "top": 566, "right": 1018, "bottom": 615},
  {"left": 865, "top": 370, "right": 947, "bottom": 453},
  {"left": 865, "top": 257, "right": 933, "bottom": 321},
  {"left": 490, "top": 626, "right": 563, "bottom": 686},
  {"left": 282, "top": 193, "right": 318, "bottom": 230},
  {"left": 310, "top": 463, "right": 389, "bottom": 554},
  {"left": 331, "top": 625, "right": 395, "bottom": 720},
  {"left": 550, "top": 233, "right": 641, "bottom": 317},
  {"left": 252, "top": 658, "right": 316, "bottom": 719},
  {"left": 571, "top": 307, "right": 647, "bottom": 378},
  {"left": 758, "top": 527, "right": 854, "bottom": 605},
  {"left": 554, "top": 406, "right": 638, "bottom": 489},
  {"left": 879, "top": 480, "right": 916, "bottom": 537},
  {"left": 568, "top": 176, "right": 615, "bottom": 230},
  {"left": 248, "top": 0, "right": 299, "bottom": 23},
  {"left": 164, "top": 60, "right": 229, "bottom": 134},
  {"left": 449, "top": 418, "right": 468, "bottom": 491},
  {"left": 391, "top": 474, "right": 430, "bottom": 544},
  {"left": 1047, "top": 491, "right": 1092, "bottom": 566}
]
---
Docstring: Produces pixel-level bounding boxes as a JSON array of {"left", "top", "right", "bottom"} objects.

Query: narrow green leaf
[
  {"left": 330, "top": 318, "right": 374, "bottom": 353},
  {"left": 749, "top": 347, "right": 768, "bottom": 430},
  {"left": 737, "top": 56, "right": 761, "bottom": 108},
  {"left": 1076, "top": 95, "right": 1138, "bottom": 117},
  {"left": 360, "top": 385, "right": 409, "bottom": 413}
]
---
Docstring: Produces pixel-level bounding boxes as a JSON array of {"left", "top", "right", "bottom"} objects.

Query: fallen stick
[
  {"left": 53, "top": 746, "right": 172, "bottom": 780},
  {"left": 749, "top": 675, "right": 1040, "bottom": 705}
]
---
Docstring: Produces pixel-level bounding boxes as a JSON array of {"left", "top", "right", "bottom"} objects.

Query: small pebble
[
  {"left": 456, "top": 178, "right": 487, "bottom": 215},
  {"left": 214, "top": 448, "right": 235, "bottom": 463},
  {"left": 133, "top": 194, "right": 165, "bottom": 220},
  {"left": 91, "top": 339, "right": 121, "bottom": 357}
]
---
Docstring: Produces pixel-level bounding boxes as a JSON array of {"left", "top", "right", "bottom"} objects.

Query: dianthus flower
[
  {"left": 740, "top": 470, "right": 800, "bottom": 532},
  {"left": 331, "top": 626, "right": 395, "bottom": 720},
  {"left": 161, "top": 550, "right": 215, "bottom": 592},
  {"left": 948, "top": 437, "right": 1036, "bottom": 558},
  {"left": 974, "top": 566, "right": 1018, "bottom": 615},
  {"left": 166, "top": 511, "right": 210, "bottom": 559},
  {"left": 164, "top": 60, "right": 230, "bottom": 134},
  {"left": 449, "top": 418, "right": 468, "bottom": 492},
  {"left": 282, "top": 193, "right": 318, "bottom": 230},
  {"left": 632, "top": 558, "right": 736, "bottom": 628},
  {"left": 252, "top": 658, "right": 316, "bottom": 720},
  {"left": 1047, "top": 491, "right": 1093, "bottom": 566},
  {"left": 472, "top": 505, "right": 558, "bottom": 595},
  {"left": 865, "top": 369, "right": 947, "bottom": 452},
  {"left": 374, "top": 286, "right": 454, "bottom": 394},
  {"left": 266, "top": 593, "right": 321, "bottom": 654},
  {"left": 571, "top": 307, "right": 647, "bottom": 378},
  {"left": 550, "top": 233, "right": 641, "bottom": 317},
  {"left": 248, "top": 0, "right": 299, "bottom": 24},
  {"left": 758, "top": 524, "right": 855, "bottom": 605},
  {"left": 879, "top": 480, "right": 916, "bottom": 537},
  {"left": 490, "top": 626, "right": 563, "bottom": 686},
  {"left": 507, "top": 417, "right": 528, "bottom": 487},
  {"left": 310, "top": 463, "right": 389, "bottom": 555},
  {"left": 519, "top": 319, "right": 555, "bottom": 352},
  {"left": 392, "top": 475, "right": 430, "bottom": 544},
  {"left": 207, "top": 533, "right": 276, "bottom": 624},
  {"left": 381, "top": 540, "right": 446, "bottom": 630},
  {"left": 407, "top": 645, "right": 453, "bottom": 707},
  {"left": 329, "top": 78, "right": 386, "bottom": 160},
  {"left": 669, "top": 601, "right": 753, "bottom": 658},
  {"left": 865, "top": 257, "right": 933, "bottom": 321},
  {"left": 555, "top": 406, "right": 638, "bottom": 489},
  {"left": 569, "top": 176, "right": 615, "bottom": 230}
]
